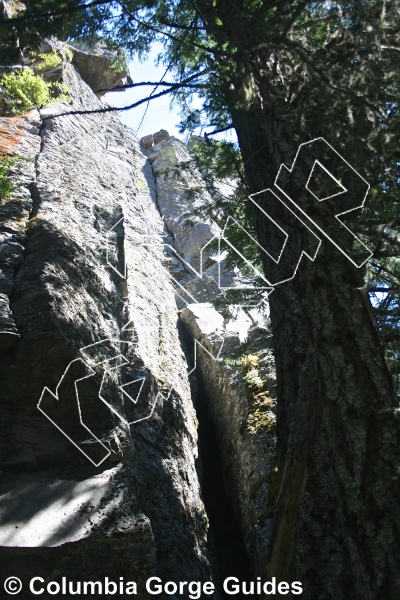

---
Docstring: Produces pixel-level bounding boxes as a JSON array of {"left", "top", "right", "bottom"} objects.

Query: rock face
[
  {"left": 180, "top": 303, "right": 277, "bottom": 575},
  {"left": 0, "top": 47, "right": 216, "bottom": 596},
  {"left": 0, "top": 42, "right": 278, "bottom": 594},
  {"left": 141, "top": 131, "right": 277, "bottom": 576},
  {"left": 143, "top": 132, "right": 220, "bottom": 268},
  {"left": 0, "top": 0, "right": 19, "bottom": 18},
  {"left": 0, "top": 111, "right": 41, "bottom": 351},
  {"left": 69, "top": 39, "right": 133, "bottom": 96}
]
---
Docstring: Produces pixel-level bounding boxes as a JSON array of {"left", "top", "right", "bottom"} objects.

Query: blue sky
[
  {"left": 105, "top": 43, "right": 194, "bottom": 140},
  {"left": 105, "top": 43, "right": 237, "bottom": 144}
]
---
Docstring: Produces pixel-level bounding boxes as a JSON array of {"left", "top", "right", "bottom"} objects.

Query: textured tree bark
[
  {"left": 231, "top": 105, "right": 400, "bottom": 599},
  {"left": 195, "top": 2, "right": 400, "bottom": 595}
]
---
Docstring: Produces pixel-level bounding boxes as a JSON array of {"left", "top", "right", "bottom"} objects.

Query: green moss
[
  {"left": 243, "top": 352, "right": 276, "bottom": 434},
  {"left": 25, "top": 215, "right": 41, "bottom": 230},
  {"left": 63, "top": 46, "right": 74, "bottom": 63},
  {"left": 244, "top": 367, "right": 265, "bottom": 390},
  {"left": 1, "top": 69, "right": 51, "bottom": 114},
  {"left": 246, "top": 399, "right": 276, "bottom": 435},
  {"left": 37, "top": 50, "right": 63, "bottom": 70},
  {"left": 0, "top": 67, "right": 70, "bottom": 115},
  {"left": 241, "top": 353, "right": 272, "bottom": 404},
  {"left": 241, "top": 354, "right": 259, "bottom": 371},
  {"left": 223, "top": 352, "right": 276, "bottom": 432},
  {"left": 0, "top": 156, "right": 14, "bottom": 200}
]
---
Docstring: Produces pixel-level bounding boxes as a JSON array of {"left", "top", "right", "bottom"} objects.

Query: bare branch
[
  {"left": 42, "top": 72, "right": 208, "bottom": 120},
  {"left": 135, "top": 57, "right": 173, "bottom": 134},
  {"left": 96, "top": 67, "right": 210, "bottom": 93},
  {"left": 370, "top": 287, "right": 400, "bottom": 295},
  {"left": 204, "top": 124, "right": 234, "bottom": 137},
  {"left": 375, "top": 308, "right": 400, "bottom": 317}
]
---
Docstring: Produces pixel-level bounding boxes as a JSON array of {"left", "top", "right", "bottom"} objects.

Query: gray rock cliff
[
  {"left": 140, "top": 131, "right": 277, "bottom": 576},
  {"left": 0, "top": 45, "right": 216, "bottom": 596},
  {"left": 0, "top": 41, "right": 278, "bottom": 595}
]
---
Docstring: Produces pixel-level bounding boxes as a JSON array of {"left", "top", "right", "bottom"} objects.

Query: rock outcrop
[
  {"left": 0, "top": 40, "right": 278, "bottom": 595},
  {"left": 180, "top": 303, "right": 277, "bottom": 575},
  {"left": 0, "top": 111, "right": 40, "bottom": 351},
  {"left": 68, "top": 39, "right": 133, "bottom": 96},
  {"left": 0, "top": 0, "right": 20, "bottom": 19},
  {"left": 0, "top": 45, "right": 216, "bottom": 596},
  {"left": 141, "top": 131, "right": 277, "bottom": 575}
]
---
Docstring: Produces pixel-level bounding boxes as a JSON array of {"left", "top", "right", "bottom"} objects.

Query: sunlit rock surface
[
  {"left": 69, "top": 39, "right": 133, "bottom": 96},
  {"left": 142, "top": 130, "right": 277, "bottom": 574},
  {"left": 0, "top": 49, "right": 216, "bottom": 595},
  {"left": 0, "top": 38, "right": 278, "bottom": 591}
]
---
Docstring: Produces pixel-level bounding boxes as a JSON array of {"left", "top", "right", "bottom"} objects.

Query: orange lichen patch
[{"left": 0, "top": 113, "right": 33, "bottom": 156}]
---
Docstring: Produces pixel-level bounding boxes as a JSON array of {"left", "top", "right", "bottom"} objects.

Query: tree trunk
[
  {"left": 230, "top": 104, "right": 400, "bottom": 599},
  {"left": 195, "top": 1, "right": 400, "bottom": 595}
]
